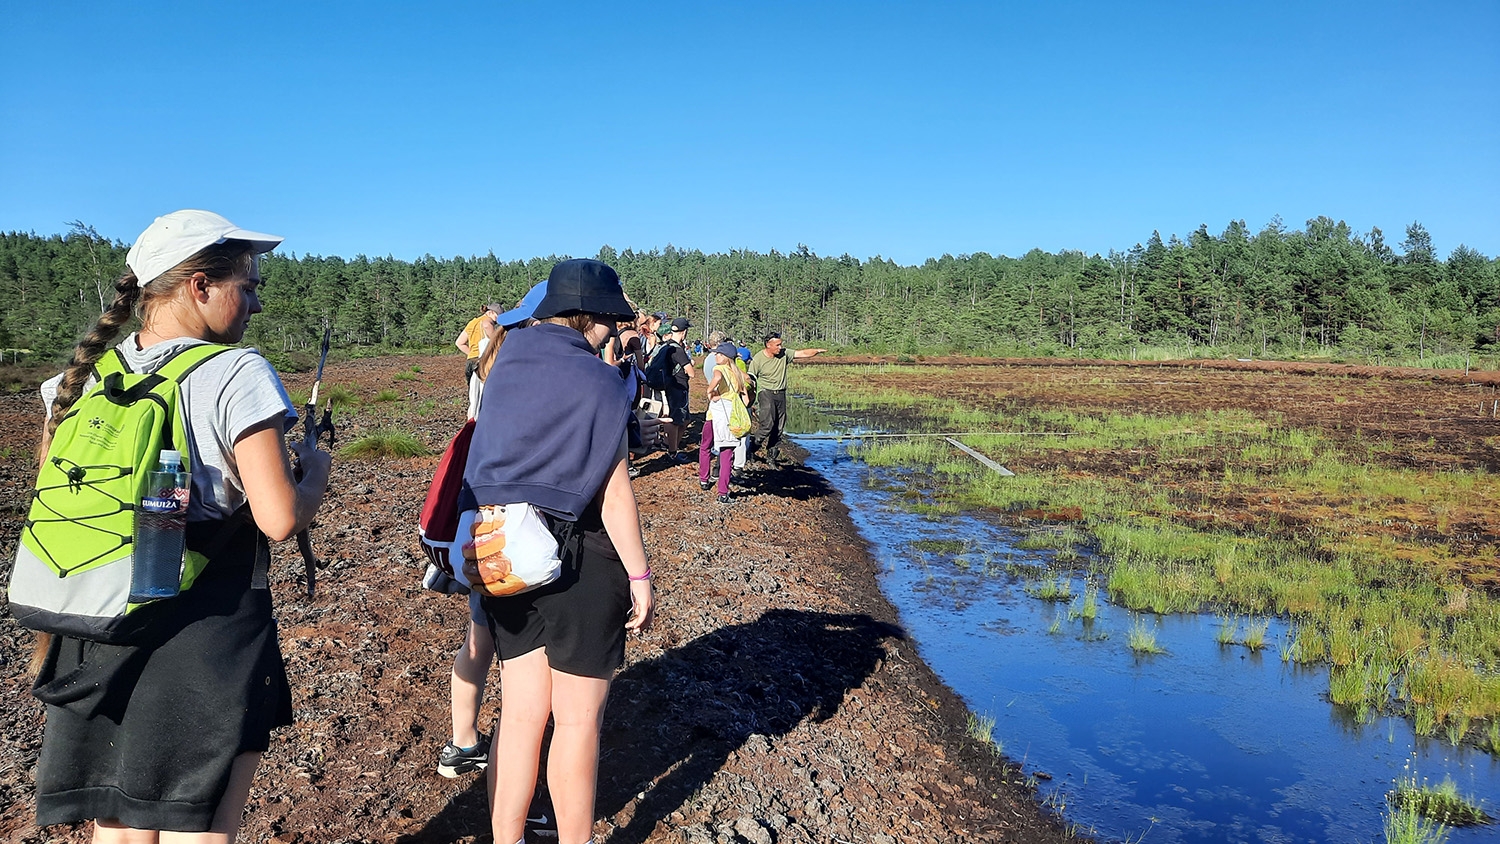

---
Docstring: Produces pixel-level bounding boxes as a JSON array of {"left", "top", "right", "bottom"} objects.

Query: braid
[{"left": 38, "top": 271, "right": 141, "bottom": 456}]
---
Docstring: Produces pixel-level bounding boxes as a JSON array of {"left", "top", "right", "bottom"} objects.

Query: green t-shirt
[{"left": 748, "top": 349, "right": 795, "bottom": 391}]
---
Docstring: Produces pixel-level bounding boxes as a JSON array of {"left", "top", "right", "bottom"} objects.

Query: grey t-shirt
[{"left": 41, "top": 333, "right": 297, "bottom": 521}]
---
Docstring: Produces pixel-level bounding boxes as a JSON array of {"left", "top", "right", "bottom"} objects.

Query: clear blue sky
[{"left": 2, "top": 1, "right": 1496, "bottom": 266}]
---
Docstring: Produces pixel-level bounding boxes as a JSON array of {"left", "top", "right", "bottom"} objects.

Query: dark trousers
[
  {"left": 755, "top": 389, "right": 788, "bottom": 456},
  {"left": 464, "top": 357, "right": 479, "bottom": 384}
]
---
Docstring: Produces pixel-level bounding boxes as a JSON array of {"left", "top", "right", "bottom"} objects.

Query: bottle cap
[{"left": 159, "top": 449, "right": 182, "bottom": 468}]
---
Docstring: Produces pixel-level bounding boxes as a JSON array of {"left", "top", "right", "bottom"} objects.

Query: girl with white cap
[{"left": 28, "top": 210, "right": 331, "bottom": 842}]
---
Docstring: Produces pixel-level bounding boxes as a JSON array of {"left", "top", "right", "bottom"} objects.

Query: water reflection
[{"left": 791, "top": 414, "right": 1500, "bottom": 844}]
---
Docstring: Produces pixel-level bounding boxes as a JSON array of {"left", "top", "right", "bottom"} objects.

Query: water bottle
[{"left": 130, "top": 449, "right": 191, "bottom": 602}]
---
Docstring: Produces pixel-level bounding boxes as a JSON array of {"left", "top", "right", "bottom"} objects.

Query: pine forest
[{"left": 2, "top": 217, "right": 1496, "bottom": 369}]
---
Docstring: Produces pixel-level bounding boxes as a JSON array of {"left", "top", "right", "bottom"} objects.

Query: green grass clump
[
  {"left": 1106, "top": 556, "right": 1204, "bottom": 614},
  {"left": 371, "top": 389, "right": 401, "bottom": 403},
  {"left": 966, "top": 711, "right": 1000, "bottom": 754},
  {"left": 323, "top": 385, "right": 359, "bottom": 406},
  {"left": 1390, "top": 773, "right": 1491, "bottom": 827},
  {"left": 1384, "top": 802, "right": 1452, "bottom": 844},
  {"left": 1026, "top": 575, "right": 1073, "bottom": 602},
  {"left": 1127, "top": 615, "right": 1164, "bottom": 655},
  {"left": 1294, "top": 625, "right": 1327, "bottom": 664},
  {"left": 1068, "top": 583, "right": 1100, "bottom": 621},
  {"left": 340, "top": 430, "right": 429, "bottom": 459},
  {"left": 1215, "top": 615, "right": 1239, "bottom": 646},
  {"left": 1242, "top": 617, "right": 1271, "bottom": 651}
]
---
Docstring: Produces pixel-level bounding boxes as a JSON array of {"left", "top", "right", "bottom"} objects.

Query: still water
[{"left": 791, "top": 416, "right": 1500, "bottom": 843}]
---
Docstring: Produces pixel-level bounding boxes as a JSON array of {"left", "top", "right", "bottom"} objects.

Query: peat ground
[{"left": 0, "top": 354, "right": 1076, "bottom": 844}]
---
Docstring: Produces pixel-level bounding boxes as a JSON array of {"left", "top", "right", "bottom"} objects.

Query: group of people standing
[
  {"left": 20, "top": 207, "right": 821, "bottom": 844},
  {"left": 435, "top": 275, "right": 825, "bottom": 843}
]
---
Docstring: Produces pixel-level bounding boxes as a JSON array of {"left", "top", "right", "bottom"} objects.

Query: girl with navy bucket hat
[{"left": 460, "top": 258, "right": 655, "bottom": 844}]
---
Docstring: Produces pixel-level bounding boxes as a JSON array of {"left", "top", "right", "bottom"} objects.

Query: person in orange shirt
[{"left": 455, "top": 303, "right": 501, "bottom": 384}]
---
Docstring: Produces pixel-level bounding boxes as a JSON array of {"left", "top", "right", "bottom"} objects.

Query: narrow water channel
[{"left": 789, "top": 405, "right": 1500, "bottom": 844}]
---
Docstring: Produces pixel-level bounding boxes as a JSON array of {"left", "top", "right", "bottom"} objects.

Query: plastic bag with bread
[{"left": 461, "top": 503, "right": 563, "bottom": 597}]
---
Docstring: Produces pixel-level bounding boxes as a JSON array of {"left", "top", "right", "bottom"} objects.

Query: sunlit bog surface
[{"left": 791, "top": 414, "right": 1500, "bottom": 844}]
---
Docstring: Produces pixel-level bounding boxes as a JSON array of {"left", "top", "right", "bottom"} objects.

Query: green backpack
[{"left": 8, "top": 343, "right": 232, "bottom": 643}]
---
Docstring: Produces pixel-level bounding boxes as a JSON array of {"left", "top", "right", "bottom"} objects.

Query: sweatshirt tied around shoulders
[{"left": 460, "top": 322, "right": 631, "bottom": 521}]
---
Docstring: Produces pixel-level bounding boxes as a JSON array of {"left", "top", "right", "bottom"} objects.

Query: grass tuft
[
  {"left": 1242, "top": 617, "right": 1271, "bottom": 651},
  {"left": 1390, "top": 772, "right": 1491, "bottom": 827},
  {"left": 1384, "top": 802, "right": 1452, "bottom": 844},
  {"left": 966, "top": 711, "right": 1000, "bottom": 755},
  {"left": 1026, "top": 575, "right": 1073, "bottom": 602},
  {"left": 340, "top": 430, "right": 429, "bottom": 459},
  {"left": 1127, "top": 614, "right": 1164, "bottom": 655},
  {"left": 1215, "top": 615, "right": 1238, "bottom": 646}
]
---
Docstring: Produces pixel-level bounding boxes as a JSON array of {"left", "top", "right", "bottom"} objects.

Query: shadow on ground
[{"left": 398, "top": 609, "right": 900, "bottom": 844}]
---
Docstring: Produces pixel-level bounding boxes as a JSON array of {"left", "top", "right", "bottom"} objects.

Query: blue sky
[{"left": 2, "top": 1, "right": 1495, "bottom": 266}]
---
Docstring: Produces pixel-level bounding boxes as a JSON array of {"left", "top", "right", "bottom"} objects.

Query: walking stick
[{"left": 295, "top": 328, "right": 335, "bottom": 598}]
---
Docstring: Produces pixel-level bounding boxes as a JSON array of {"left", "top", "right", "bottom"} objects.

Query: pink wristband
[{"left": 628, "top": 567, "right": 653, "bottom": 582}]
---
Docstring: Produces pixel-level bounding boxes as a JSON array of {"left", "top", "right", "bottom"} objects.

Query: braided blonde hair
[{"left": 38, "top": 241, "right": 254, "bottom": 454}]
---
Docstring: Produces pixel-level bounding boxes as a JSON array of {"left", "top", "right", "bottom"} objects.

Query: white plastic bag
[{"left": 462, "top": 504, "right": 563, "bottom": 597}]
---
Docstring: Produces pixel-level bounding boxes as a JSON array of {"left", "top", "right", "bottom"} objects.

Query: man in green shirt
[{"left": 747, "top": 332, "right": 826, "bottom": 467}]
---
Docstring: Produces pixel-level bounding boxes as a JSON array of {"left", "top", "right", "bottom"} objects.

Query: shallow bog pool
[{"left": 796, "top": 433, "right": 1500, "bottom": 843}]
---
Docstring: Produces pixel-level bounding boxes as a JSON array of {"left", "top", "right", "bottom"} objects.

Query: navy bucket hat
[{"left": 532, "top": 259, "right": 634, "bottom": 322}]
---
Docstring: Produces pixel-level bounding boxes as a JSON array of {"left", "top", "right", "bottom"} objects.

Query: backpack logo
[{"left": 82, "top": 417, "right": 122, "bottom": 450}]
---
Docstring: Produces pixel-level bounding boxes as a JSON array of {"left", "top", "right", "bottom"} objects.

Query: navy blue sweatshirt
[{"left": 460, "top": 323, "right": 631, "bottom": 521}]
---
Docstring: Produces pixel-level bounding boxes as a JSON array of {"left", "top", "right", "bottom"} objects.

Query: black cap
[
  {"left": 670, "top": 317, "right": 692, "bottom": 331},
  {"left": 532, "top": 259, "right": 634, "bottom": 321}
]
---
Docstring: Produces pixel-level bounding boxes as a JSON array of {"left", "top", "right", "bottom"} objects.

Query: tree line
[{"left": 2, "top": 217, "right": 1496, "bottom": 366}]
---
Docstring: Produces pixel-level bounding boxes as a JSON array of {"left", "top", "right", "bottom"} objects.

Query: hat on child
[{"left": 127, "top": 210, "right": 283, "bottom": 287}]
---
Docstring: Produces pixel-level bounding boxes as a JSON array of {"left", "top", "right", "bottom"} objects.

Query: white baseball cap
[{"left": 126, "top": 209, "right": 284, "bottom": 287}]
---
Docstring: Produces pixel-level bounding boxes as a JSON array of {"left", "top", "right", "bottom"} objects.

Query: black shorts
[
  {"left": 480, "top": 528, "right": 631, "bottom": 679},
  {"left": 666, "top": 384, "right": 689, "bottom": 425}
]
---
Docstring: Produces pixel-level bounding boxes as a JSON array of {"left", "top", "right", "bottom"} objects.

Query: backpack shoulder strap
[
  {"left": 93, "top": 348, "right": 129, "bottom": 378},
  {"left": 154, "top": 343, "right": 236, "bottom": 384}
]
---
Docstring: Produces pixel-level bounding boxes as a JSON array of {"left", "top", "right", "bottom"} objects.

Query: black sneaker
[
  {"left": 699, "top": 480, "right": 712, "bottom": 490},
  {"left": 437, "top": 737, "right": 488, "bottom": 778},
  {"left": 527, "top": 792, "right": 559, "bottom": 839},
  {"left": 717, "top": 493, "right": 731, "bottom": 504}
]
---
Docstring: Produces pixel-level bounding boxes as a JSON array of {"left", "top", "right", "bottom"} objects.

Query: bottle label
[{"left": 141, "top": 488, "right": 188, "bottom": 514}]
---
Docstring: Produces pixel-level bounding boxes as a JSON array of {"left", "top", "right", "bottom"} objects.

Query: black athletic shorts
[
  {"left": 665, "top": 384, "right": 689, "bottom": 426},
  {"left": 481, "top": 523, "right": 631, "bottom": 679}
]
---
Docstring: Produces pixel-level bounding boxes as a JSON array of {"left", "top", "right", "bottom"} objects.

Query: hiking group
[{"left": 10, "top": 209, "right": 822, "bottom": 844}]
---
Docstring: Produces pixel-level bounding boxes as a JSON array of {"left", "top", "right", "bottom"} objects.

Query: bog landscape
[{"left": 2, "top": 220, "right": 1499, "bottom": 842}]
